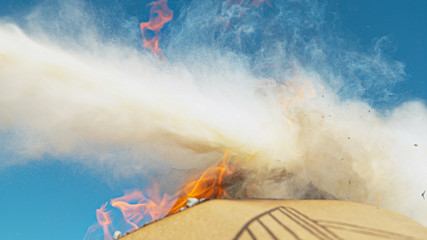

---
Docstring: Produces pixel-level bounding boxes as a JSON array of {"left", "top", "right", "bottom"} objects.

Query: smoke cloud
[{"left": 0, "top": 0, "right": 426, "bottom": 225}]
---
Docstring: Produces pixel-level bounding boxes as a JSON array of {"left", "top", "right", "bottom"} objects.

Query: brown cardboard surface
[{"left": 122, "top": 199, "right": 427, "bottom": 240}]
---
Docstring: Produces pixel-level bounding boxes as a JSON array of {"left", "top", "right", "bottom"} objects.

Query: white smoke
[{"left": 0, "top": 0, "right": 426, "bottom": 225}]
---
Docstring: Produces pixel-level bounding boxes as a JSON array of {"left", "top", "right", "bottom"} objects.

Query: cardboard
[{"left": 122, "top": 199, "right": 427, "bottom": 240}]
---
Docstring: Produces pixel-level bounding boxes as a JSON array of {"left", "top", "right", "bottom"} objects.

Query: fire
[
  {"left": 168, "top": 150, "right": 240, "bottom": 214},
  {"left": 140, "top": 0, "right": 173, "bottom": 59},
  {"left": 110, "top": 185, "right": 175, "bottom": 230},
  {"left": 88, "top": 4, "right": 280, "bottom": 238},
  {"left": 84, "top": 202, "right": 113, "bottom": 240},
  {"left": 86, "top": 150, "right": 240, "bottom": 239},
  {"left": 96, "top": 203, "right": 113, "bottom": 240}
]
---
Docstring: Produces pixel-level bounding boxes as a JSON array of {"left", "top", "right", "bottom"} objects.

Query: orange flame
[
  {"left": 110, "top": 186, "right": 175, "bottom": 230},
  {"left": 88, "top": 151, "right": 240, "bottom": 239},
  {"left": 168, "top": 150, "right": 239, "bottom": 214},
  {"left": 84, "top": 202, "right": 112, "bottom": 240},
  {"left": 140, "top": 0, "right": 173, "bottom": 59},
  {"left": 96, "top": 203, "right": 112, "bottom": 240}
]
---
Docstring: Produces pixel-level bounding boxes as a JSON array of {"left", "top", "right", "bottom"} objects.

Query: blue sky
[
  {"left": 0, "top": 1, "right": 426, "bottom": 240},
  {"left": 328, "top": 0, "right": 426, "bottom": 102}
]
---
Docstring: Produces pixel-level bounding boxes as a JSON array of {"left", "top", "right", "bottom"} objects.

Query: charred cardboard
[{"left": 122, "top": 199, "right": 427, "bottom": 240}]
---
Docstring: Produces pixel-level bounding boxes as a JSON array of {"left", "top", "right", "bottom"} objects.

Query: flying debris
[{"left": 113, "top": 231, "right": 123, "bottom": 240}]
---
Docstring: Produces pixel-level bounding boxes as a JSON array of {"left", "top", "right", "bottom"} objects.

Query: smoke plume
[{"left": 0, "top": 0, "right": 426, "bottom": 225}]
